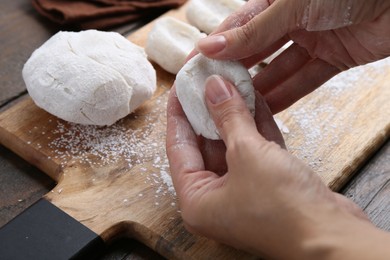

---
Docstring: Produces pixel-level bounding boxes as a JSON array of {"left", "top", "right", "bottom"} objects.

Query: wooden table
[{"left": 0, "top": 1, "right": 389, "bottom": 259}]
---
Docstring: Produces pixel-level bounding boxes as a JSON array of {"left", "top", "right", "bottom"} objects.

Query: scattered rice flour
[
  {"left": 283, "top": 57, "right": 390, "bottom": 172},
  {"left": 44, "top": 91, "right": 176, "bottom": 198}
]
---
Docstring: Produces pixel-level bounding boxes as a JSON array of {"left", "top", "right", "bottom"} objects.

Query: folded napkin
[{"left": 32, "top": 0, "right": 186, "bottom": 29}]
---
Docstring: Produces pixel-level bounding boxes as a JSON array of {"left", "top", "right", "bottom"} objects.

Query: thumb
[
  {"left": 196, "top": 0, "right": 301, "bottom": 60},
  {"left": 204, "top": 75, "right": 260, "bottom": 145}
]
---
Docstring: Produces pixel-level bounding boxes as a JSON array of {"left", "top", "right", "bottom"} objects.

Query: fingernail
[
  {"left": 205, "top": 75, "right": 232, "bottom": 104},
  {"left": 196, "top": 35, "right": 226, "bottom": 54}
]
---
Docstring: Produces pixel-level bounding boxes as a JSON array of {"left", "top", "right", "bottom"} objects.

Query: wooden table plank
[
  {"left": 0, "top": 0, "right": 389, "bottom": 259},
  {"left": 0, "top": 144, "right": 54, "bottom": 227},
  {"left": 0, "top": 1, "right": 61, "bottom": 105},
  {"left": 342, "top": 141, "right": 390, "bottom": 231}
]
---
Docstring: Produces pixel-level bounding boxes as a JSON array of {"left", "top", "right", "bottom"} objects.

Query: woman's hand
[
  {"left": 166, "top": 75, "right": 369, "bottom": 258},
  {"left": 196, "top": 0, "right": 390, "bottom": 113}
]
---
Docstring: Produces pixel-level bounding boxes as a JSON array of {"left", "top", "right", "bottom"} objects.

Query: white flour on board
[
  {"left": 28, "top": 91, "right": 177, "bottom": 204},
  {"left": 282, "top": 57, "right": 390, "bottom": 172}
]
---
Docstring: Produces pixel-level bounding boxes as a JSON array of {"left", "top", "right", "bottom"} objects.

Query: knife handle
[{"left": 0, "top": 198, "right": 105, "bottom": 260}]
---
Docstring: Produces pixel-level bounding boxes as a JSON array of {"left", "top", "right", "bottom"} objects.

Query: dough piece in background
[
  {"left": 176, "top": 54, "right": 255, "bottom": 140},
  {"left": 145, "top": 17, "right": 206, "bottom": 74},
  {"left": 263, "top": 41, "right": 293, "bottom": 64},
  {"left": 248, "top": 41, "right": 293, "bottom": 77},
  {"left": 23, "top": 30, "right": 156, "bottom": 126},
  {"left": 186, "top": 0, "right": 245, "bottom": 34},
  {"left": 248, "top": 64, "right": 263, "bottom": 78}
]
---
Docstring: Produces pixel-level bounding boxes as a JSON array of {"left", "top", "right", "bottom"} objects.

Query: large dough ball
[
  {"left": 175, "top": 54, "right": 255, "bottom": 140},
  {"left": 23, "top": 30, "right": 156, "bottom": 126}
]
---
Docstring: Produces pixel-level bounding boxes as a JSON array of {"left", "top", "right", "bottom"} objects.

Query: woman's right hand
[{"left": 166, "top": 75, "right": 376, "bottom": 259}]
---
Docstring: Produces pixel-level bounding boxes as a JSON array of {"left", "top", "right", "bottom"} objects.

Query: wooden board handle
[{"left": 0, "top": 199, "right": 105, "bottom": 259}]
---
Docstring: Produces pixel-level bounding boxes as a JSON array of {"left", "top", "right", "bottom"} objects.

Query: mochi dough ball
[
  {"left": 23, "top": 30, "right": 156, "bottom": 126},
  {"left": 145, "top": 17, "right": 206, "bottom": 74},
  {"left": 186, "top": 0, "right": 245, "bottom": 34},
  {"left": 175, "top": 54, "right": 255, "bottom": 140}
]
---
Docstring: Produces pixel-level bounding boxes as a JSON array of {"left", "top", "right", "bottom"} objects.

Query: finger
[
  {"left": 196, "top": 0, "right": 300, "bottom": 60},
  {"left": 204, "top": 75, "right": 262, "bottom": 147},
  {"left": 191, "top": 37, "right": 288, "bottom": 70},
  {"left": 185, "top": 49, "right": 199, "bottom": 63},
  {"left": 265, "top": 58, "right": 340, "bottom": 113},
  {"left": 253, "top": 42, "right": 313, "bottom": 95},
  {"left": 168, "top": 80, "right": 227, "bottom": 177},
  {"left": 254, "top": 92, "right": 286, "bottom": 149},
  {"left": 185, "top": 0, "right": 270, "bottom": 67},
  {"left": 166, "top": 86, "right": 216, "bottom": 195},
  {"left": 214, "top": 0, "right": 288, "bottom": 67},
  {"left": 211, "top": 0, "right": 272, "bottom": 34},
  {"left": 198, "top": 138, "right": 228, "bottom": 176},
  {"left": 188, "top": 32, "right": 288, "bottom": 68},
  {"left": 167, "top": 86, "right": 229, "bottom": 239},
  {"left": 166, "top": 85, "right": 204, "bottom": 174},
  {"left": 194, "top": 0, "right": 288, "bottom": 68},
  {"left": 240, "top": 37, "right": 289, "bottom": 68}
]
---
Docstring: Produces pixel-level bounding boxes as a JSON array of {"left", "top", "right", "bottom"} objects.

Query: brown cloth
[{"left": 32, "top": 0, "right": 186, "bottom": 29}]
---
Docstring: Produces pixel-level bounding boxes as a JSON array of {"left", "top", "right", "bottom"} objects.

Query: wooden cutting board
[{"left": 0, "top": 3, "right": 389, "bottom": 259}]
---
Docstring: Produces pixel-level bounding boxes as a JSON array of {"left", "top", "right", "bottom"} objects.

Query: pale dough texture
[
  {"left": 176, "top": 54, "right": 255, "bottom": 140},
  {"left": 23, "top": 30, "right": 156, "bottom": 126},
  {"left": 186, "top": 0, "right": 245, "bottom": 34},
  {"left": 145, "top": 17, "right": 206, "bottom": 74}
]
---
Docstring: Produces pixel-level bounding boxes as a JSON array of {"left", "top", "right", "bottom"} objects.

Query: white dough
[
  {"left": 176, "top": 54, "right": 255, "bottom": 140},
  {"left": 248, "top": 41, "right": 293, "bottom": 77},
  {"left": 186, "top": 0, "right": 245, "bottom": 34},
  {"left": 23, "top": 30, "right": 156, "bottom": 126},
  {"left": 145, "top": 17, "right": 206, "bottom": 74},
  {"left": 263, "top": 41, "right": 293, "bottom": 64}
]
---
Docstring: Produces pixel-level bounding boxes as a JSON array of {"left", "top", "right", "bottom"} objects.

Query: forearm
[
  {"left": 296, "top": 204, "right": 390, "bottom": 260},
  {"left": 239, "top": 198, "right": 390, "bottom": 259}
]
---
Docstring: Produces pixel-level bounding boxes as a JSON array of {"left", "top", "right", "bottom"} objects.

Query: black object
[{"left": 0, "top": 199, "right": 105, "bottom": 260}]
